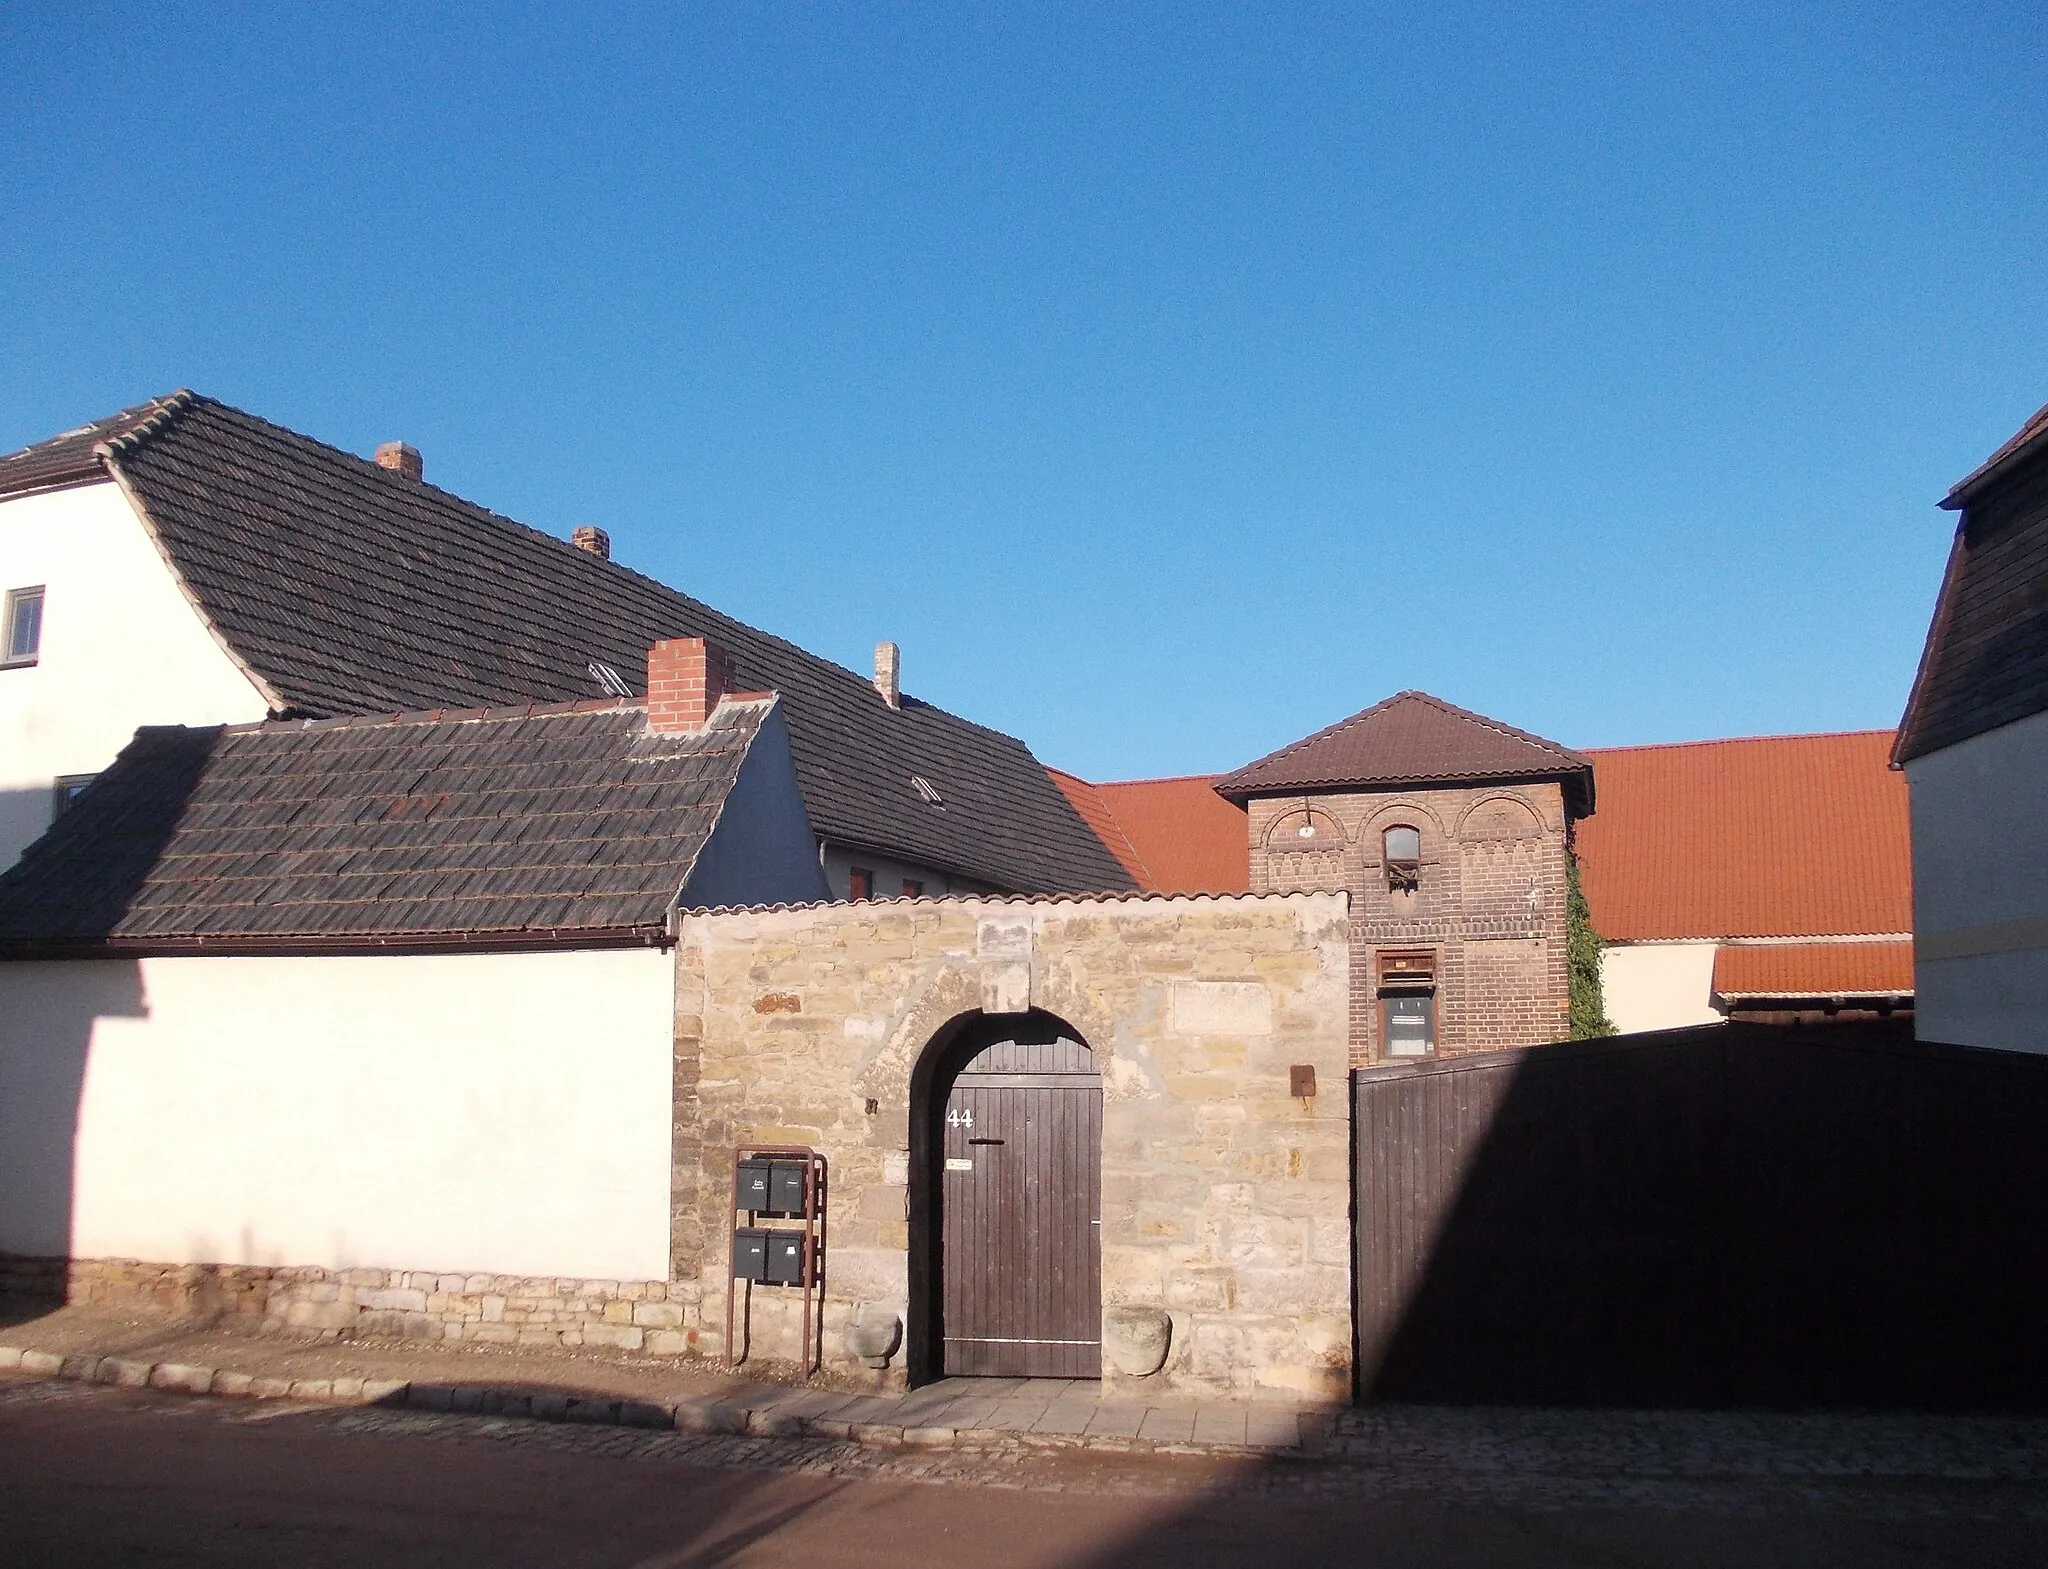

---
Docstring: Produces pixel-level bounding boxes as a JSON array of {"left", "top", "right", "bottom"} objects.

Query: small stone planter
[
  {"left": 1103, "top": 1306, "right": 1172, "bottom": 1377},
  {"left": 843, "top": 1307, "right": 902, "bottom": 1369}
]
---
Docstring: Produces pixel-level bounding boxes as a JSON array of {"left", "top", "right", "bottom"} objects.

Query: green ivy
[{"left": 1567, "top": 850, "right": 1617, "bottom": 1038}]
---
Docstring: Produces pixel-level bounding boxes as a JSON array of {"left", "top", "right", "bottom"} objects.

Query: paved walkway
[
  {"left": 0, "top": 1306, "right": 1328, "bottom": 1457},
  {"left": 725, "top": 1375, "right": 1317, "bottom": 1451}
]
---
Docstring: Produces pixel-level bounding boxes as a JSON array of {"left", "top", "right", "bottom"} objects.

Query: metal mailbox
[
  {"left": 731, "top": 1227, "right": 768, "bottom": 1281},
  {"left": 763, "top": 1230, "right": 806, "bottom": 1286},
  {"left": 736, "top": 1159, "right": 774, "bottom": 1213},
  {"left": 767, "top": 1159, "right": 808, "bottom": 1217}
]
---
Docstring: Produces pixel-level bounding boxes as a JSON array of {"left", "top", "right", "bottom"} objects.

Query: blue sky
[{"left": 3, "top": 3, "right": 2042, "bottom": 779}]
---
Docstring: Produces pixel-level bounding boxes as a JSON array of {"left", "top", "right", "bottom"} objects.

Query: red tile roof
[
  {"left": 1213, "top": 691, "right": 1594, "bottom": 813},
  {"left": 1062, "top": 728, "right": 1912, "bottom": 966},
  {"left": 1712, "top": 941, "right": 1914, "bottom": 1000},
  {"left": 1047, "top": 772, "right": 1249, "bottom": 895},
  {"left": 1574, "top": 731, "right": 1911, "bottom": 942}
]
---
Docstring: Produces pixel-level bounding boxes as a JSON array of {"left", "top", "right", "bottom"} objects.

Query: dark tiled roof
[
  {"left": 0, "top": 392, "right": 1132, "bottom": 895},
  {"left": 0, "top": 699, "right": 769, "bottom": 948},
  {"left": 0, "top": 395, "right": 178, "bottom": 497},
  {"left": 1896, "top": 404, "right": 2048, "bottom": 763},
  {"left": 1943, "top": 399, "right": 2048, "bottom": 510},
  {"left": 1213, "top": 691, "right": 1595, "bottom": 814}
]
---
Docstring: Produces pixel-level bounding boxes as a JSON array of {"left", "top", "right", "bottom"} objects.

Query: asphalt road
[{"left": 3, "top": 1376, "right": 2045, "bottom": 1567}]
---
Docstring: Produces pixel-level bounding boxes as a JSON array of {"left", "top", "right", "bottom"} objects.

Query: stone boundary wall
[
  {"left": 0, "top": 1254, "right": 705, "bottom": 1355},
  {"left": 674, "top": 889, "right": 1353, "bottom": 1401}
]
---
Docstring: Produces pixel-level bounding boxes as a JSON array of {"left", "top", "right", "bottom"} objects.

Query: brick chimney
[
  {"left": 571, "top": 525, "right": 611, "bottom": 560},
  {"left": 374, "top": 441, "right": 423, "bottom": 480},
  {"left": 874, "top": 641, "right": 900, "bottom": 709},
  {"left": 648, "top": 637, "right": 733, "bottom": 733}
]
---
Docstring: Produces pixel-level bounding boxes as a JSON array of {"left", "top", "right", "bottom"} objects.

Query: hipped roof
[
  {"left": 0, "top": 392, "right": 1131, "bottom": 896},
  {"left": 1213, "top": 690, "right": 1594, "bottom": 815}
]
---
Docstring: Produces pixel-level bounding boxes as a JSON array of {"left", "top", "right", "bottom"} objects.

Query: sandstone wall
[{"left": 674, "top": 891, "right": 1352, "bottom": 1400}]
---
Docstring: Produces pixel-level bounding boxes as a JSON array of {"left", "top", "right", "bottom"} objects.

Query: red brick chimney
[
  {"left": 571, "top": 525, "right": 611, "bottom": 559},
  {"left": 375, "top": 441, "right": 423, "bottom": 480},
  {"left": 647, "top": 638, "right": 733, "bottom": 733}
]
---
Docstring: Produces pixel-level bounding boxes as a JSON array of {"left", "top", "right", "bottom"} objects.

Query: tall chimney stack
[
  {"left": 874, "top": 642, "right": 900, "bottom": 709},
  {"left": 374, "top": 441, "right": 423, "bottom": 480},
  {"left": 647, "top": 637, "right": 732, "bottom": 733},
  {"left": 571, "top": 525, "right": 611, "bottom": 559}
]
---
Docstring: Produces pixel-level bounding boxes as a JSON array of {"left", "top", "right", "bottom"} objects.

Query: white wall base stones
[{"left": 0, "top": 1255, "right": 703, "bottom": 1355}]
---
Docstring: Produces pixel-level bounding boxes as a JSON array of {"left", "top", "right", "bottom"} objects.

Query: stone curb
[{"left": 0, "top": 1345, "right": 1328, "bottom": 1461}]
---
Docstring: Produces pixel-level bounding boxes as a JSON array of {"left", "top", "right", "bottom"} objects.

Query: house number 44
[{"left": 946, "top": 1108, "right": 974, "bottom": 1129}]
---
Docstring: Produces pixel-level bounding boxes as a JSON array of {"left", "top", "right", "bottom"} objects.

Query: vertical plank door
[{"left": 940, "top": 1033, "right": 1102, "bottom": 1377}]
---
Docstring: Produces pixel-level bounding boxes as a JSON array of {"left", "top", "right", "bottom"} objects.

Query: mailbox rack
[{"left": 725, "top": 1145, "right": 826, "bottom": 1376}]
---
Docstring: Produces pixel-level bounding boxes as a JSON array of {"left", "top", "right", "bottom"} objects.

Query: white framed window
[{"left": 4, "top": 586, "right": 44, "bottom": 667}]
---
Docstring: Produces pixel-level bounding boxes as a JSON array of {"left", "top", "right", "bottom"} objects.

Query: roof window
[
  {"left": 588, "top": 660, "right": 633, "bottom": 698},
  {"left": 912, "top": 775, "right": 944, "bottom": 807}
]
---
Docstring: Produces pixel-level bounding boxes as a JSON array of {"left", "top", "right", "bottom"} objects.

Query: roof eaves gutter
[{"left": 0, "top": 926, "right": 673, "bottom": 961}]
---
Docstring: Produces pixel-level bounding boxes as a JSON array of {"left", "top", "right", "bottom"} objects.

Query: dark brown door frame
[{"left": 906, "top": 1008, "right": 1101, "bottom": 1385}]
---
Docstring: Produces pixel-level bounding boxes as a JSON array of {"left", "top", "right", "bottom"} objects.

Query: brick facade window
[
  {"left": 901, "top": 878, "right": 924, "bottom": 898},
  {"left": 1383, "top": 824, "right": 1421, "bottom": 891},
  {"left": 848, "top": 867, "right": 873, "bottom": 901},
  {"left": 1379, "top": 949, "right": 1437, "bottom": 1057}
]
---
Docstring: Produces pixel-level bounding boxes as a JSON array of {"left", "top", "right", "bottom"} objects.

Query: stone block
[
  {"left": 673, "top": 1396, "right": 745, "bottom": 1434},
  {"left": 58, "top": 1354, "right": 102, "bottom": 1382},
  {"left": 250, "top": 1377, "right": 295, "bottom": 1400},
  {"left": 330, "top": 1377, "right": 366, "bottom": 1404},
  {"left": 601, "top": 1300, "right": 635, "bottom": 1325},
  {"left": 357, "top": 1288, "right": 428, "bottom": 1313},
  {"left": 482, "top": 1294, "right": 506, "bottom": 1322},
  {"left": 20, "top": 1349, "right": 64, "bottom": 1377},
  {"left": 467, "top": 1324, "right": 518, "bottom": 1345},
  {"left": 619, "top": 1399, "right": 673, "bottom": 1430},
  {"left": 406, "top": 1384, "right": 455, "bottom": 1412},
  {"left": 363, "top": 1379, "right": 411, "bottom": 1404},
  {"left": 631, "top": 1300, "right": 686, "bottom": 1330},
  {"left": 0, "top": 1347, "right": 20, "bottom": 1370},
  {"left": 289, "top": 1379, "right": 333, "bottom": 1403},
  {"left": 99, "top": 1358, "right": 153, "bottom": 1388},
  {"left": 644, "top": 1329, "right": 693, "bottom": 1356},
  {"left": 213, "top": 1371, "right": 254, "bottom": 1397},
  {"left": 565, "top": 1398, "right": 619, "bottom": 1424},
  {"left": 583, "top": 1322, "right": 645, "bottom": 1352},
  {"left": 530, "top": 1393, "right": 570, "bottom": 1421},
  {"left": 150, "top": 1363, "right": 214, "bottom": 1394}
]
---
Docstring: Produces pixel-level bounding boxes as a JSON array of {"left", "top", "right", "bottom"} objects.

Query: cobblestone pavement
[{"left": 7, "top": 1372, "right": 2048, "bottom": 1522}]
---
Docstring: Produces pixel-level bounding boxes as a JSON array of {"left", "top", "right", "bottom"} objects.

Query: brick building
[{"left": 1212, "top": 692, "right": 1594, "bottom": 1066}]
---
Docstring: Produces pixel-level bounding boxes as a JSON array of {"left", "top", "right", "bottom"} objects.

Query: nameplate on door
[{"left": 945, "top": 1158, "right": 974, "bottom": 1171}]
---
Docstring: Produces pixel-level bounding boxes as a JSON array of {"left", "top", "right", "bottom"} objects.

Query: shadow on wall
[
  {"left": 1353, "top": 1018, "right": 2048, "bottom": 1410},
  {"left": 0, "top": 749, "right": 218, "bottom": 1325}
]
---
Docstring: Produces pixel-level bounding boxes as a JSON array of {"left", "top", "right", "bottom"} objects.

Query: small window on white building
[{"left": 4, "top": 586, "right": 44, "bottom": 667}]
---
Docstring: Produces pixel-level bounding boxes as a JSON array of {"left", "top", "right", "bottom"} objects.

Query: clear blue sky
[{"left": 3, "top": 3, "right": 2043, "bottom": 779}]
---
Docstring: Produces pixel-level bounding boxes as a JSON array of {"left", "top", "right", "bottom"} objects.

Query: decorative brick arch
[{"left": 1455, "top": 792, "right": 1545, "bottom": 842}]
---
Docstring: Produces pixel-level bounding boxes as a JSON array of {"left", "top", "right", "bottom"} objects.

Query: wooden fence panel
[{"left": 1353, "top": 1023, "right": 2048, "bottom": 1407}]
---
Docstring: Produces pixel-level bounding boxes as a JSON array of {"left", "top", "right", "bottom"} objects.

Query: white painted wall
[
  {"left": 1907, "top": 706, "right": 2048, "bottom": 1053},
  {"left": 680, "top": 704, "right": 832, "bottom": 909},
  {"left": 1600, "top": 942, "right": 1721, "bottom": 1034},
  {"left": 0, "top": 948, "right": 676, "bottom": 1278},
  {"left": 0, "top": 482, "right": 268, "bottom": 869}
]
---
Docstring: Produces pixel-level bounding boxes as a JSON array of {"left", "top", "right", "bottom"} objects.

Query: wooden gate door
[{"left": 940, "top": 1032, "right": 1101, "bottom": 1377}]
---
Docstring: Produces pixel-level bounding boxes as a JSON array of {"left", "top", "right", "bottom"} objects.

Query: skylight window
[
  {"left": 588, "top": 660, "right": 633, "bottom": 698},
  {"left": 911, "top": 775, "right": 944, "bottom": 807}
]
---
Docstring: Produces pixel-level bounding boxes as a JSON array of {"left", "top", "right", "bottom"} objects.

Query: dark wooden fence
[{"left": 1353, "top": 1022, "right": 2048, "bottom": 1408}]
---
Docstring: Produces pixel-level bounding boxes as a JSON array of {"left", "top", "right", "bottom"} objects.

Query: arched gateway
[{"left": 908, "top": 1011, "right": 1102, "bottom": 1380}]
